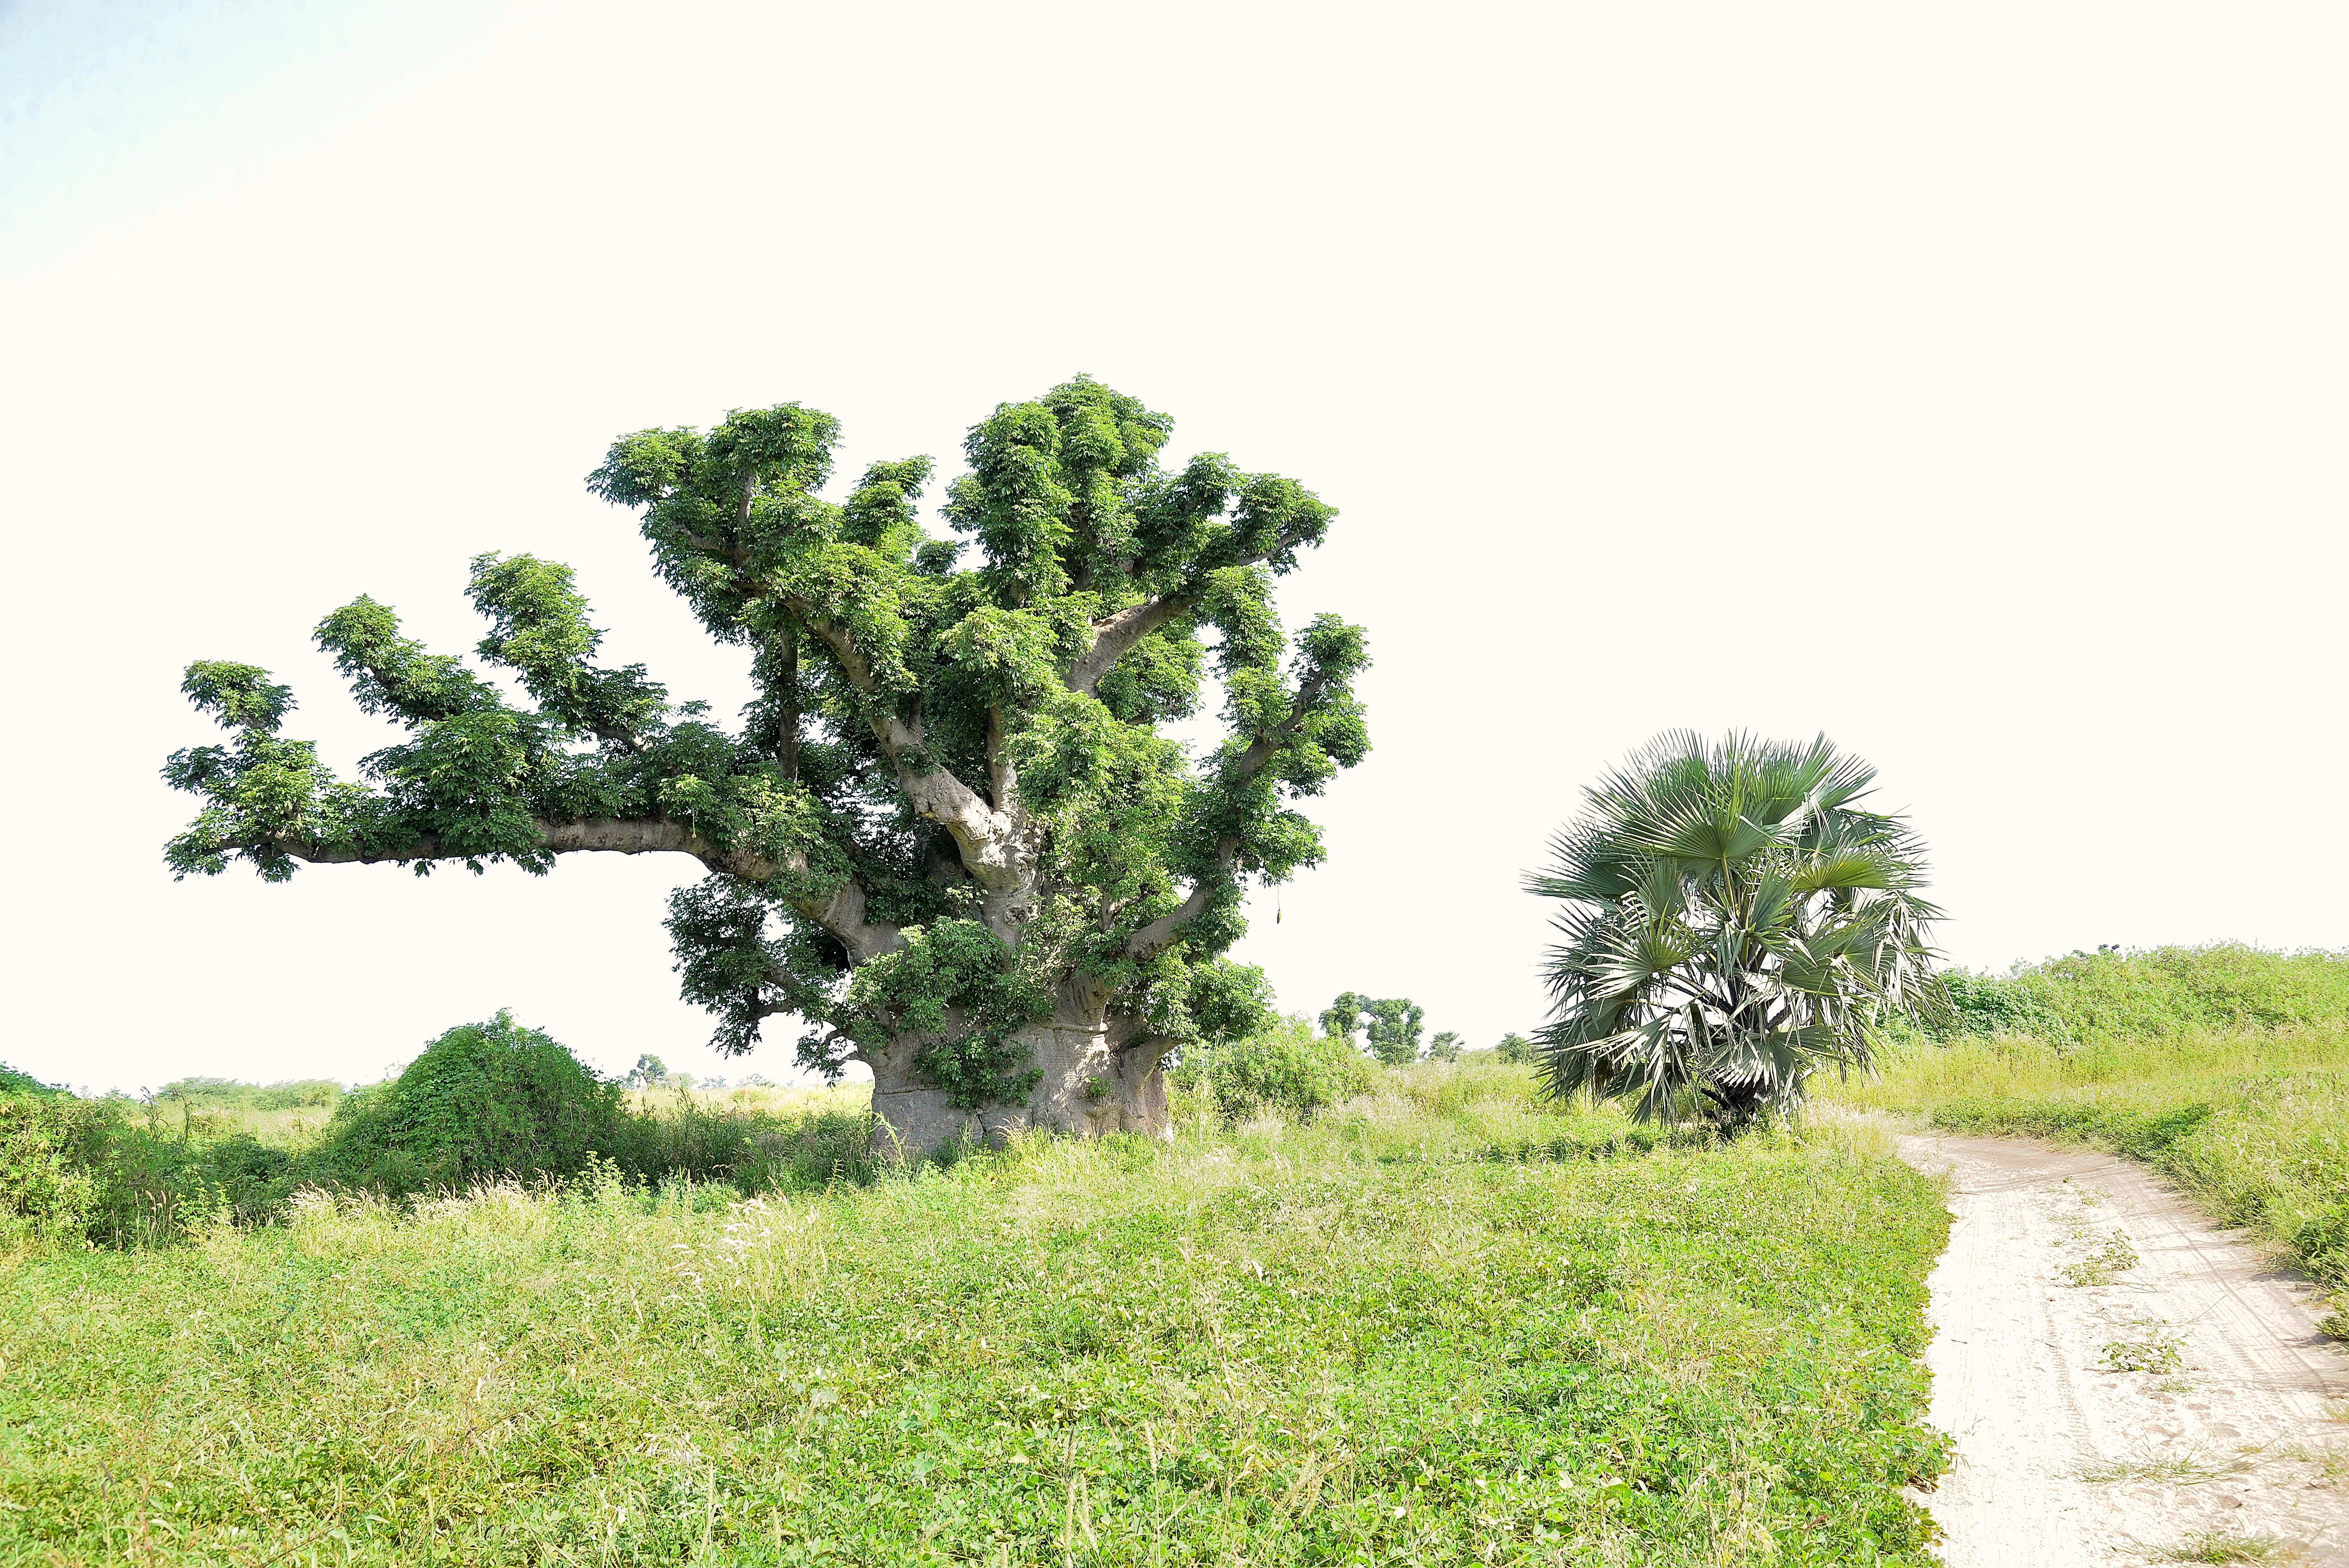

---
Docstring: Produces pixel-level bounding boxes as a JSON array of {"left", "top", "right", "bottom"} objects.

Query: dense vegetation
[
  {"left": 0, "top": 1023, "right": 876, "bottom": 1251},
  {"left": 0, "top": 1060, "right": 1950, "bottom": 1565},
  {"left": 1826, "top": 944, "right": 2349, "bottom": 1336}
]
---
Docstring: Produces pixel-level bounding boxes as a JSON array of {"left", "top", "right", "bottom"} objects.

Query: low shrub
[
  {"left": 3, "top": 1065, "right": 299, "bottom": 1250},
  {"left": 309, "top": 1012, "right": 628, "bottom": 1197},
  {"left": 78, "top": 1124, "right": 297, "bottom": 1246},
  {"left": 1192, "top": 1015, "right": 1376, "bottom": 1122},
  {"left": 0, "top": 1067, "right": 103, "bottom": 1251}
]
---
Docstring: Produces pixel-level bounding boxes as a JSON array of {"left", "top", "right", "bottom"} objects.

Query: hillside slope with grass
[
  {"left": 1823, "top": 945, "right": 2349, "bottom": 1334},
  {"left": 0, "top": 1063, "right": 1950, "bottom": 1566}
]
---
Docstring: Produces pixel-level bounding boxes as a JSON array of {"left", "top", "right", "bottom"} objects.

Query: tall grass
[
  {"left": 0, "top": 1060, "right": 1952, "bottom": 1565},
  {"left": 1937, "top": 944, "right": 2349, "bottom": 1047},
  {"left": 1825, "top": 945, "right": 2349, "bottom": 1333}
]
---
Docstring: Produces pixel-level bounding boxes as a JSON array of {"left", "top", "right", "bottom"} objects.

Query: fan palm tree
[{"left": 1526, "top": 731, "right": 1943, "bottom": 1130}]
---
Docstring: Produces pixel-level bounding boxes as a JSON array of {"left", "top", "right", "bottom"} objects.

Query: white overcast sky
[{"left": 2, "top": 1, "right": 2342, "bottom": 1093}]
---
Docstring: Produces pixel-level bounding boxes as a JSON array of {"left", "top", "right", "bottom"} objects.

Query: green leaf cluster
[{"left": 1189, "top": 1014, "right": 1376, "bottom": 1122}]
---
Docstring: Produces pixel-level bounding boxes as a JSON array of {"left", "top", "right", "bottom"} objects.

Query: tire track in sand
[{"left": 1897, "top": 1134, "right": 2349, "bottom": 1565}]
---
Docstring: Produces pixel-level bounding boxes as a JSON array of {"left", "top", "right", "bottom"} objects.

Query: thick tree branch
[
  {"left": 1067, "top": 592, "right": 1197, "bottom": 695},
  {"left": 778, "top": 623, "right": 800, "bottom": 782},
  {"left": 276, "top": 817, "right": 901, "bottom": 960},
  {"left": 654, "top": 521, "right": 1019, "bottom": 895},
  {"left": 1068, "top": 522, "right": 1327, "bottom": 696},
  {"left": 282, "top": 817, "right": 708, "bottom": 865},
  {"left": 1124, "top": 834, "right": 1239, "bottom": 962},
  {"left": 780, "top": 594, "right": 1028, "bottom": 898},
  {"left": 986, "top": 704, "right": 1017, "bottom": 814},
  {"left": 787, "top": 872, "right": 904, "bottom": 964}
]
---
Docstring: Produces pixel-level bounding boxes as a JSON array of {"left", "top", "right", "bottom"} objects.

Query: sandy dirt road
[{"left": 1896, "top": 1133, "right": 2349, "bottom": 1565}]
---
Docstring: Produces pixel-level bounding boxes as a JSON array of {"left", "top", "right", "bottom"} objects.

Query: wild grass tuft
[
  {"left": 2146, "top": 1529, "right": 2291, "bottom": 1562},
  {"left": 2060, "top": 1231, "right": 2141, "bottom": 1288},
  {"left": 2076, "top": 1447, "right": 2248, "bottom": 1484},
  {"left": 2099, "top": 1317, "right": 2187, "bottom": 1374}
]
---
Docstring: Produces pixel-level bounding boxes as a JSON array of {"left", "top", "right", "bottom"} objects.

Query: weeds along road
[{"left": 1898, "top": 1133, "right": 2349, "bottom": 1566}]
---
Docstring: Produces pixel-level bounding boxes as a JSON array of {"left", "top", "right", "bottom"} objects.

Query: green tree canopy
[
  {"left": 1318, "top": 991, "right": 1369, "bottom": 1045},
  {"left": 1526, "top": 731, "right": 1941, "bottom": 1129},
  {"left": 163, "top": 378, "right": 1369, "bottom": 1153},
  {"left": 1362, "top": 998, "right": 1425, "bottom": 1066},
  {"left": 1318, "top": 992, "right": 1424, "bottom": 1065}
]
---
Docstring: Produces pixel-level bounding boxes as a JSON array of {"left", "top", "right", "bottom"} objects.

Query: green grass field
[{"left": 0, "top": 1064, "right": 1950, "bottom": 1566}]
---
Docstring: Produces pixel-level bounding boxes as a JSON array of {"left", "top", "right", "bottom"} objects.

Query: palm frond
[{"left": 1527, "top": 729, "right": 1941, "bottom": 1131}]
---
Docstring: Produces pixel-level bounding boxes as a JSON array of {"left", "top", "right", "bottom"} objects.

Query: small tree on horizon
[
  {"left": 1319, "top": 992, "right": 1424, "bottom": 1064},
  {"left": 1362, "top": 998, "right": 1424, "bottom": 1066},
  {"left": 1318, "top": 992, "right": 1367, "bottom": 1046},
  {"left": 1526, "top": 731, "right": 1942, "bottom": 1130}
]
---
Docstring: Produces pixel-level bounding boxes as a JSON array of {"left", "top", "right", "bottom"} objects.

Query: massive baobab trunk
[{"left": 863, "top": 995, "right": 1169, "bottom": 1156}]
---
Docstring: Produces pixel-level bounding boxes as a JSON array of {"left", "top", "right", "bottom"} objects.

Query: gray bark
[{"left": 861, "top": 984, "right": 1169, "bottom": 1159}]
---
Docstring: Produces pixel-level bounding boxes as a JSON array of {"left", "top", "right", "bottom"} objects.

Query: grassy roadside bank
[
  {"left": 1, "top": 1065, "right": 1950, "bottom": 1566},
  {"left": 1818, "top": 946, "right": 2349, "bottom": 1335}
]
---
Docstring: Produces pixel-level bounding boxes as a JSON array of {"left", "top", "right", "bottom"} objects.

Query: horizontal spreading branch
[
  {"left": 276, "top": 817, "right": 902, "bottom": 962},
  {"left": 282, "top": 816, "right": 706, "bottom": 865}
]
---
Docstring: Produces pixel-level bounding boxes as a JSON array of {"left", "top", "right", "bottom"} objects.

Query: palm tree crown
[{"left": 1526, "top": 731, "right": 1942, "bottom": 1128}]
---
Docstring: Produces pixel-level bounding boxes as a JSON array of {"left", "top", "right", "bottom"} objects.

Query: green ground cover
[
  {"left": 0, "top": 1064, "right": 1949, "bottom": 1565},
  {"left": 1821, "top": 945, "right": 2349, "bottom": 1333}
]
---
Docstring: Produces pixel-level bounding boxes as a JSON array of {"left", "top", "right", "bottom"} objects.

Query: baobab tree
[{"left": 163, "top": 379, "right": 1370, "bottom": 1154}]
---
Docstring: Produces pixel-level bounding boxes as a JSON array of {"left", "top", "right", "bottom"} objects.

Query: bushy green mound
[
  {"left": 312, "top": 1012, "right": 626, "bottom": 1196},
  {"left": 0, "top": 1071, "right": 103, "bottom": 1249},
  {"left": 0, "top": 1062, "right": 62, "bottom": 1096},
  {"left": 1936, "top": 944, "right": 2349, "bottom": 1047},
  {"left": 1179, "top": 1015, "right": 1375, "bottom": 1122}
]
